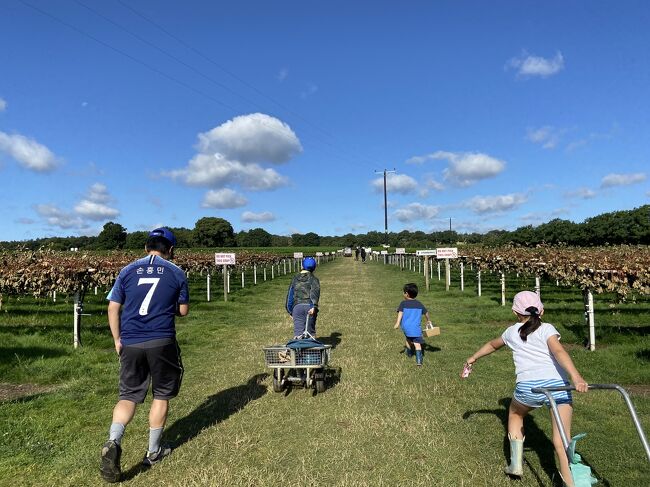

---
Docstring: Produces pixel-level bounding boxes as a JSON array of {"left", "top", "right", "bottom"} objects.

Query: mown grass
[{"left": 0, "top": 257, "right": 648, "bottom": 486}]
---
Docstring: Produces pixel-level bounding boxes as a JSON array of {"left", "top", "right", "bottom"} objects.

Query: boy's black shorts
[{"left": 118, "top": 338, "right": 183, "bottom": 403}]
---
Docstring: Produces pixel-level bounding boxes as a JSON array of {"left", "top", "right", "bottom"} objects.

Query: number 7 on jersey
[{"left": 138, "top": 277, "right": 160, "bottom": 316}]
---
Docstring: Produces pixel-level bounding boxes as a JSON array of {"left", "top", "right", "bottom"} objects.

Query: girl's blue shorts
[{"left": 513, "top": 379, "right": 572, "bottom": 408}]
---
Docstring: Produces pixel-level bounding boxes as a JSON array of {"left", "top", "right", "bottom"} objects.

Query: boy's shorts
[
  {"left": 405, "top": 336, "right": 424, "bottom": 344},
  {"left": 513, "top": 379, "right": 572, "bottom": 408},
  {"left": 119, "top": 338, "right": 184, "bottom": 403}
]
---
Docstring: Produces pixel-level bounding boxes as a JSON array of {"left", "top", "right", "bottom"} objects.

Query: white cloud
[
  {"left": 394, "top": 203, "right": 440, "bottom": 222},
  {"left": 464, "top": 193, "right": 528, "bottom": 214},
  {"left": 526, "top": 126, "right": 563, "bottom": 149},
  {"left": 0, "top": 131, "right": 59, "bottom": 172},
  {"left": 371, "top": 173, "right": 418, "bottom": 194},
  {"left": 35, "top": 204, "right": 87, "bottom": 229},
  {"left": 300, "top": 84, "right": 318, "bottom": 99},
  {"left": 73, "top": 183, "right": 120, "bottom": 221},
  {"left": 508, "top": 51, "right": 564, "bottom": 78},
  {"left": 425, "top": 177, "right": 445, "bottom": 191},
  {"left": 600, "top": 172, "right": 647, "bottom": 188},
  {"left": 74, "top": 200, "right": 120, "bottom": 220},
  {"left": 277, "top": 68, "right": 288, "bottom": 82},
  {"left": 197, "top": 113, "right": 302, "bottom": 164},
  {"left": 565, "top": 187, "right": 596, "bottom": 199},
  {"left": 167, "top": 113, "right": 300, "bottom": 193},
  {"left": 15, "top": 217, "right": 35, "bottom": 224},
  {"left": 167, "top": 154, "right": 289, "bottom": 190},
  {"left": 241, "top": 211, "right": 275, "bottom": 222},
  {"left": 201, "top": 188, "right": 248, "bottom": 209},
  {"left": 429, "top": 151, "right": 506, "bottom": 186},
  {"left": 0, "top": 97, "right": 6, "bottom": 112}
]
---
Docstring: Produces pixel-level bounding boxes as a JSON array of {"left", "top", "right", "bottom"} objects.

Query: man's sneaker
[
  {"left": 142, "top": 445, "right": 173, "bottom": 467},
  {"left": 100, "top": 440, "right": 122, "bottom": 483}
]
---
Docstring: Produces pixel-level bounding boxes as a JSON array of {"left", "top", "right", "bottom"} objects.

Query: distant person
[
  {"left": 285, "top": 257, "right": 320, "bottom": 337},
  {"left": 394, "top": 283, "right": 431, "bottom": 366},
  {"left": 464, "top": 291, "right": 588, "bottom": 486},
  {"left": 355, "top": 247, "right": 360, "bottom": 260},
  {"left": 360, "top": 247, "right": 367, "bottom": 263},
  {"left": 100, "top": 228, "right": 189, "bottom": 483}
]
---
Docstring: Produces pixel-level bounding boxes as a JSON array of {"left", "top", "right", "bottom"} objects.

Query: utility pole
[{"left": 375, "top": 168, "right": 396, "bottom": 243}]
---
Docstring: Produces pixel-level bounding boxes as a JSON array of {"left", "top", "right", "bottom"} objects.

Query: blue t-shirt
[
  {"left": 397, "top": 299, "right": 427, "bottom": 338},
  {"left": 107, "top": 254, "right": 189, "bottom": 345}
]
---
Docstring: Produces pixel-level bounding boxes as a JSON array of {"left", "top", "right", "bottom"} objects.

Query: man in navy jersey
[{"left": 100, "top": 228, "right": 189, "bottom": 483}]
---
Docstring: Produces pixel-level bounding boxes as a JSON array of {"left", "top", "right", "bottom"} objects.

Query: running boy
[
  {"left": 394, "top": 283, "right": 431, "bottom": 366},
  {"left": 464, "top": 291, "right": 588, "bottom": 486}
]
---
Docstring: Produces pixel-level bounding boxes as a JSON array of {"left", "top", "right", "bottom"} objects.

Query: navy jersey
[
  {"left": 397, "top": 299, "right": 427, "bottom": 338},
  {"left": 107, "top": 254, "right": 189, "bottom": 345}
]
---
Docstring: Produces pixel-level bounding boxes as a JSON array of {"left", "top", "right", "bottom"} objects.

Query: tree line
[{"left": 2, "top": 206, "right": 649, "bottom": 251}]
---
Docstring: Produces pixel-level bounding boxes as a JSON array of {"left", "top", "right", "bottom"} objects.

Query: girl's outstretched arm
[
  {"left": 466, "top": 337, "right": 505, "bottom": 365},
  {"left": 547, "top": 335, "right": 589, "bottom": 392}
]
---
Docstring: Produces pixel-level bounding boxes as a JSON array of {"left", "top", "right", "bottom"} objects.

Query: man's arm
[
  {"left": 177, "top": 303, "right": 189, "bottom": 316},
  {"left": 107, "top": 300, "right": 122, "bottom": 354}
]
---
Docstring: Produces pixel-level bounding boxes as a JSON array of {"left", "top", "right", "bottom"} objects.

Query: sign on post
[
  {"left": 436, "top": 248, "right": 458, "bottom": 259},
  {"left": 395, "top": 248, "right": 406, "bottom": 254},
  {"left": 416, "top": 250, "right": 437, "bottom": 256},
  {"left": 215, "top": 253, "right": 236, "bottom": 301},
  {"left": 293, "top": 252, "right": 304, "bottom": 259}
]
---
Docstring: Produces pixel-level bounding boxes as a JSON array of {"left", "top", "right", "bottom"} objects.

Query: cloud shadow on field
[
  {"left": 461, "top": 397, "right": 598, "bottom": 487},
  {"left": 119, "top": 373, "right": 268, "bottom": 482},
  {"left": 319, "top": 331, "right": 342, "bottom": 349}
]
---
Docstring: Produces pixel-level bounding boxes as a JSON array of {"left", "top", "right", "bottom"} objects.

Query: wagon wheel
[
  {"left": 313, "top": 369, "right": 326, "bottom": 393},
  {"left": 272, "top": 369, "right": 285, "bottom": 392}
]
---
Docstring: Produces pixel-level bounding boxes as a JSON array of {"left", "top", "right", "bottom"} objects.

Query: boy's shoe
[
  {"left": 142, "top": 445, "right": 173, "bottom": 467},
  {"left": 100, "top": 440, "right": 122, "bottom": 483},
  {"left": 404, "top": 346, "right": 414, "bottom": 357},
  {"left": 415, "top": 350, "right": 423, "bottom": 366}
]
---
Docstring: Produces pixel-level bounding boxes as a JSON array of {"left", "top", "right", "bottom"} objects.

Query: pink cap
[{"left": 512, "top": 291, "right": 544, "bottom": 316}]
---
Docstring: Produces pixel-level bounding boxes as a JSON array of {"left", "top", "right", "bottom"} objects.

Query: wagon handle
[{"left": 530, "top": 384, "right": 650, "bottom": 462}]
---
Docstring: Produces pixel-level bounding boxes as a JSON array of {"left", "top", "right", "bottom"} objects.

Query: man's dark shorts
[{"left": 119, "top": 338, "right": 183, "bottom": 403}]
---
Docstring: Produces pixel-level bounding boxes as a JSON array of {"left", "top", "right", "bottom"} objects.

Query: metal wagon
[{"left": 263, "top": 338, "right": 332, "bottom": 393}]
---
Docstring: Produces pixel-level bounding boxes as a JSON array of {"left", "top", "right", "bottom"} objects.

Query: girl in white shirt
[{"left": 465, "top": 291, "right": 588, "bottom": 487}]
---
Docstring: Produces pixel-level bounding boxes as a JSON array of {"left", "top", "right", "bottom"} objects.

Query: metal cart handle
[{"left": 530, "top": 384, "right": 650, "bottom": 462}]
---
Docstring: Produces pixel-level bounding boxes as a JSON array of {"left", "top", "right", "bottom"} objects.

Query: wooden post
[
  {"left": 223, "top": 265, "right": 228, "bottom": 302},
  {"left": 585, "top": 288, "right": 596, "bottom": 351},
  {"left": 207, "top": 272, "right": 211, "bottom": 302},
  {"left": 445, "top": 259, "right": 450, "bottom": 291},
  {"left": 501, "top": 272, "right": 506, "bottom": 306},
  {"left": 477, "top": 270, "right": 482, "bottom": 297},
  {"left": 425, "top": 256, "right": 430, "bottom": 291}
]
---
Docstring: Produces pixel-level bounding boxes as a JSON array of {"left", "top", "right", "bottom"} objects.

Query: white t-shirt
[{"left": 501, "top": 322, "right": 568, "bottom": 383}]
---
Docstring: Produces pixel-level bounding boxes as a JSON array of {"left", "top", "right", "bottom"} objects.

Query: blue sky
[{"left": 1, "top": 1, "right": 649, "bottom": 241}]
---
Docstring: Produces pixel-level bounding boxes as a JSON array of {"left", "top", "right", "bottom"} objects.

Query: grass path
[{"left": 1, "top": 257, "right": 648, "bottom": 486}]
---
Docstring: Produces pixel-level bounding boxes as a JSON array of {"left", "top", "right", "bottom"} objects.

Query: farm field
[{"left": 1, "top": 256, "right": 649, "bottom": 486}]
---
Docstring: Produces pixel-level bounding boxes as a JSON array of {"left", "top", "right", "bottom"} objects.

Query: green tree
[
  {"left": 240, "top": 228, "right": 273, "bottom": 247},
  {"left": 125, "top": 231, "right": 148, "bottom": 249},
  {"left": 96, "top": 222, "right": 127, "bottom": 249},
  {"left": 193, "top": 217, "right": 235, "bottom": 247}
]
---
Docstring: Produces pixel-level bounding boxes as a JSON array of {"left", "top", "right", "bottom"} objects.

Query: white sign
[
  {"left": 316, "top": 252, "right": 324, "bottom": 257},
  {"left": 416, "top": 250, "right": 437, "bottom": 256},
  {"left": 325, "top": 252, "right": 330, "bottom": 256},
  {"left": 395, "top": 248, "right": 406, "bottom": 254},
  {"left": 365, "top": 247, "right": 372, "bottom": 253},
  {"left": 215, "top": 253, "right": 236, "bottom": 265},
  {"left": 293, "top": 252, "right": 304, "bottom": 258},
  {"left": 436, "top": 247, "right": 458, "bottom": 259},
  {"left": 380, "top": 250, "right": 388, "bottom": 255}
]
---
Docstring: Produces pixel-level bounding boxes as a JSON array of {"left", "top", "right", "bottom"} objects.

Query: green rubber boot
[{"left": 504, "top": 434, "right": 524, "bottom": 477}]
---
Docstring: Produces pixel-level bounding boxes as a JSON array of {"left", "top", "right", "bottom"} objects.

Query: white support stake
[
  {"left": 264, "top": 267, "right": 267, "bottom": 281},
  {"left": 460, "top": 262, "right": 464, "bottom": 292},
  {"left": 207, "top": 273, "right": 211, "bottom": 302},
  {"left": 501, "top": 272, "right": 506, "bottom": 306},
  {"left": 477, "top": 270, "right": 482, "bottom": 297},
  {"left": 437, "top": 261, "right": 441, "bottom": 281},
  {"left": 223, "top": 265, "right": 228, "bottom": 301},
  {"left": 445, "top": 259, "right": 450, "bottom": 291},
  {"left": 241, "top": 270, "right": 245, "bottom": 288},
  {"left": 535, "top": 276, "right": 541, "bottom": 296},
  {"left": 271, "top": 265, "right": 275, "bottom": 280},
  {"left": 227, "top": 269, "right": 231, "bottom": 294},
  {"left": 586, "top": 289, "right": 596, "bottom": 351},
  {"left": 254, "top": 265, "right": 257, "bottom": 285},
  {"left": 73, "top": 291, "right": 81, "bottom": 349}
]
